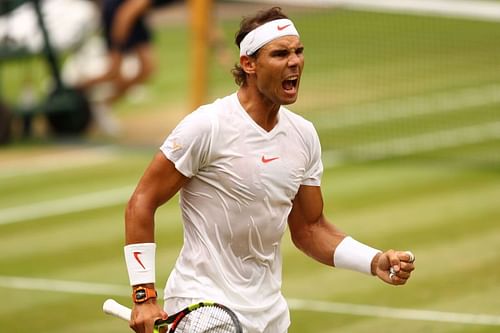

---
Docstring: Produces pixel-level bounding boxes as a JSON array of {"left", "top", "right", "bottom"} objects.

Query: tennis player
[{"left": 124, "top": 7, "right": 416, "bottom": 333}]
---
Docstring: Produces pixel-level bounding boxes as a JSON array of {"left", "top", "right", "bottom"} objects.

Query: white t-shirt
[{"left": 160, "top": 93, "right": 323, "bottom": 333}]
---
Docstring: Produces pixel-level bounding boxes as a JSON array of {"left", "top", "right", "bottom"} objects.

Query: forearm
[
  {"left": 291, "top": 214, "right": 347, "bottom": 266},
  {"left": 124, "top": 198, "right": 157, "bottom": 288},
  {"left": 125, "top": 193, "right": 156, "bottom": 245}
]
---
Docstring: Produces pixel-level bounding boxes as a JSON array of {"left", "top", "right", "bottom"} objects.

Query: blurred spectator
[
  {"left": 79, "top": 0, "right": 177, "bottom": 106},
  {"left": 79, "top": 0, "right": 231, "bottom": 135}
]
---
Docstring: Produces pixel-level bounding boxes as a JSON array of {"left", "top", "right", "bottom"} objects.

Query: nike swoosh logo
[
  {"left": 133, "top": 251, "right": 146, "bottom": 270},
  {"left": 277, "top": 24, "right": 291, "bottom": 31},
  {"left": 261, "top": 156, "right": 280, "bottom": 163}
]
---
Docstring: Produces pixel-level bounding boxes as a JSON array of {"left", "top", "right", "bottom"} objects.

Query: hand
[
  {"left": 130, "top": 300, "right": 168, "bottom": 333},
  {"left": 374, "top": 250, "right": 415, "bottom": 285}
]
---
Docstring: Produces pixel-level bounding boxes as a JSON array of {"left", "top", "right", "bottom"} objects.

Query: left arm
[
  {"left": 287, "top": 185, "right": 415, "bottom": 285},
  {"left": 287, "top": 184, "right": 346, "bottom": 266}
]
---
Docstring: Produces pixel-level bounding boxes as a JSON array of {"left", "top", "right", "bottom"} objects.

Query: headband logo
[{"left": 277, "top": 24, "right": 291, "bottom": 31}]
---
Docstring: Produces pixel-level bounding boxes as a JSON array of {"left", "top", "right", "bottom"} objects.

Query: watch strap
[{"left": 132, "top": 286, "right": 157, "bottom": 304}]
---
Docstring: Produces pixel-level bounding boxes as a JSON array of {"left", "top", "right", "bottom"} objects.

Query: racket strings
[{"left": 174, "top": 306, "right": 238, "bottom": 333}]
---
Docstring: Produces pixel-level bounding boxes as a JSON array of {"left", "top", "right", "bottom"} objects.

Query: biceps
[
  {"left": 288, "top": 185, "right": 323, "bottom": 236},
  {"left": 290, "top": 185, "right": 323, "bottom": 222},
  {"left": 132, "top": 152, "right": 188, "bottom": 208}
]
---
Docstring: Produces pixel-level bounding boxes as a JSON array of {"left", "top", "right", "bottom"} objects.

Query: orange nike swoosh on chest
[{"left": 261, "top": 156, "right": 280, "bottom": 163}]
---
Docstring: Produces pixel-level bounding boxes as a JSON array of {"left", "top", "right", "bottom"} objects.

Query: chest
[{"left": 202, "top": 121, "right": 309, "bottom": 204}]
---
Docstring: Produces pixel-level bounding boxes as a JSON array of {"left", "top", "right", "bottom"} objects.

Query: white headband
[{"left": 239, "top": 19, "right": 300, "bottom": 56}]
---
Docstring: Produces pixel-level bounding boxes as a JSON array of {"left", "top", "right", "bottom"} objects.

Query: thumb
[{"left": 156, "top": 311, "right": 168, "bottom": 333}]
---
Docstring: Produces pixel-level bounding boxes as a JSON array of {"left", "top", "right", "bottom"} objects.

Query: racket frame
[{"left": 103, "top": 299, "right": 243, "bottom": 333}]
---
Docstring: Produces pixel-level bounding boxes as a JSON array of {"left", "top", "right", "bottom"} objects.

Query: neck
[{"left": 237, "top": 86, "right": 280, "bottom": 132}]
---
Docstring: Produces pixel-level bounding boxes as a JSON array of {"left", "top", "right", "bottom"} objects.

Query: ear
[{"left": 240, "top": 55, "right": 256, "bottom": 75}]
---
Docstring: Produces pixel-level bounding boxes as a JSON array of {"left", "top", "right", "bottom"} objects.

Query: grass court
[{"left": 1, "top": 4, "right": 500, "bottom": 332}]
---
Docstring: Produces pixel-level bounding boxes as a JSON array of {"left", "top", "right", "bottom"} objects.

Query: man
[
  {"left": 124, "top": 7, "right": 415, "bottom": 333},
  {"left": 79, "top": 0, "right": 176, "bottom": 104}
]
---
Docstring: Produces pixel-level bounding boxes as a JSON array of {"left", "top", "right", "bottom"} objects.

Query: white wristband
[
  {"left": 124, "top": 243, "right": 156, "bottom": 286},
  {"left": 333, "top": 236, "right": 381, "bottom": 275}
]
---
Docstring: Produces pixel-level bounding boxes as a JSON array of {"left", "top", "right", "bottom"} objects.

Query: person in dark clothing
[{"left": 80, "top": 0, "right": 176, "bottom": 104}]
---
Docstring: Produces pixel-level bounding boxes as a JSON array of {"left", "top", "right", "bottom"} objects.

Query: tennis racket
[{"left": 103, "top": 298, "right": 243, "bottom": 333}]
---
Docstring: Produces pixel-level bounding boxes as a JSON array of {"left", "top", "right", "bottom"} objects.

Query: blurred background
[{"left": 1, "top": 0, "right": 499, "bottom": 332}]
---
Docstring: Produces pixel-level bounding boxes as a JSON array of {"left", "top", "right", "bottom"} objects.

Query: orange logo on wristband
[{"left": 133, "top": 251, "right": 146, "bottom": 270}]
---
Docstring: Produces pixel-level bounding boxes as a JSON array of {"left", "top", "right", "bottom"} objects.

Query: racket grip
[
  {"left": 103, "top": 298, "right": 132, "bottom": 321},
  {"left": 103, "top": 299, "right": 161, "bottom": 333}
]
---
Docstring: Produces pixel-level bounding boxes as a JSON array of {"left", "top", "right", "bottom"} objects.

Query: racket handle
[
  {"left": 103, "top": 298, "right": 161, "bottom": 333},
  {"left": 103, "top": 298, "right": 132, "bottom": 321}
]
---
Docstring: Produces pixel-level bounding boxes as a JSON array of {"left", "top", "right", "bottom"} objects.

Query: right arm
[{"left": 125, "top": 152, "right": 189, "bottom": 333}]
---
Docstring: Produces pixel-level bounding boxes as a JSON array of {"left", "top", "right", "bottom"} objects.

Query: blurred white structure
[{"left": 0, "top": 0, "right": 99, "bottom": 52}]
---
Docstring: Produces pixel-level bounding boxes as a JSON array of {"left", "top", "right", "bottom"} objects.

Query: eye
[{"left": 271, "top": 49, "right": 289, "bottom": 58}]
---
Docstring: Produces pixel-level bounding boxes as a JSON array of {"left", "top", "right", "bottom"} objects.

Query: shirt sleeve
[
  {"left": 302, "top": 123, "right": 323, "bottom": 186},
  {"left": 160, "top": 108, "right": 213, "bottom": 178}
]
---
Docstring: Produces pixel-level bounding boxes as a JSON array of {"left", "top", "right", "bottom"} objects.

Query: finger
[
  {"left": 400, "top": 261, "right": 415, "bottom": 273},
  {"left": 145, "top": 320, "right": 156, "bottom": 333},
  {"left": 405, "top": 251, "right": 415, "bottom": 263},
  {"left": 154, "top": 319, "right": 166, "bottom": 333},
  {"left": 391, "top": 262, "right": 412, "bottom": 277},
  {"left": 129, "top": 320, "right": 141, "bottom": 333},
  {"left": 388, "top": 267, "right": 407, "bottom": 284},
  {"left": 396, "top": 269, "right": 411, "bottom": 279},
  {"left": 388, "top": 251, "right": 401, "bottom": 272},
  {"left": 391, "top": 250, "right": 415, "bottom": 272},
  {"left": 390, "top": 273, "right": 409, "bottom": 285},
  {"left": 156, "top": 311, "right": 168, "bottom": 333}
]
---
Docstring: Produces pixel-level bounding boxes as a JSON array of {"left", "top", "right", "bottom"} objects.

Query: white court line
[
  {"left": 0, "top": 185, "right": 135, "bottom": 226},
  {"left": 1, "top": 124, "right": 498, "bottom": 225},
  {"left": 322, "top": 121, "right": 500, "bottom": 167},
  {"left": 313, "top": 84, "right": 500, "bottom": 130},
  {"left": 351, "top": 122, "right": 500, "bottom": 157},
  {"left": 1, "top": 123, "right": 499, "bottom": 226},
  {"left": 0, "top": 157, "right": 113, "bottom": 180},
  {"left": 0, "top": 145, "right": 119, "bottom": 179},
  {"left": 288, "top": 298, "right": 500, "bottom": 326},
  {"left": 0, "top": 275, "right": 130, "bottom": 297},
  {"left": 1, "top": 275, "right": 500, "bottom": 326},
  {"left": 1, "top": 84, "right": 498, "bottom": 225}
]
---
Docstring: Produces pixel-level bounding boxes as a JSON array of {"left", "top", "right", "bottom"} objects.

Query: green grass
[
  {"left": 1, "top": 150, "right": 499, "bottom": 333},
  {"left": 1, "top": 5, "right": 500, "bottom": 333}
]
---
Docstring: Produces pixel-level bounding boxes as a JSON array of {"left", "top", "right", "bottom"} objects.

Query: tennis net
[{"left": 224, "top": 0, "right": 500, "bottom": 166}]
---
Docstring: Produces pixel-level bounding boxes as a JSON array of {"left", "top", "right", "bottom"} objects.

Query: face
[{"left": 250, "top": 36, "right": 305, "bottom": 106}]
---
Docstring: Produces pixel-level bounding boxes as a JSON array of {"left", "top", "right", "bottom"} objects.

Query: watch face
[{"left": 135, "top": 289, "right": 146, "bottom": 300}]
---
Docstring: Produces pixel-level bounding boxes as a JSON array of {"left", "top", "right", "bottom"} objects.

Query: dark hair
[{"left": 231, "top": 7, "right": 289, "bottom": 86}]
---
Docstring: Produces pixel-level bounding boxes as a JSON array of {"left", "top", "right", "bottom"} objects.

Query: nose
[
  {"left": 288, "top": 52, "right": 302, "bottom": 67},
  {"left": 288, "top": 51, "right": 302, "bottom": 67}
]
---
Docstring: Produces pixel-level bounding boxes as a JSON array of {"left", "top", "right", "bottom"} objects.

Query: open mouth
[{"left": 282, "top": 76, "right": 298, "bottom": 93}]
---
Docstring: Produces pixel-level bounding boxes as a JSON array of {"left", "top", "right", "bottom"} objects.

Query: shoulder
[
  {"left": 179, "top": 99, "right": 221, "bottom": 130},
  {"left": 175, "top": 95, "right": 236, "bottom": 137}
]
